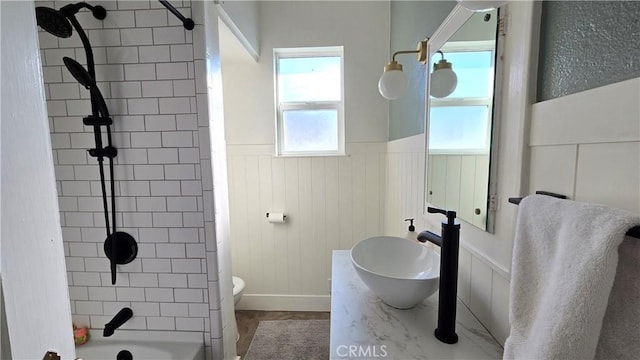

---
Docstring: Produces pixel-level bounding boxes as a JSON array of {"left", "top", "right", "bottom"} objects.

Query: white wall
[
  {"left": 199, "top": 2, "right": 238, "bottom": 358},
  {"left": 224, "top": 1, "right": 390, "bottom": 145},
  {"left": 222, "top": 1, "right": 390, "bottom": 310},
  {"left": 1, "top": 1, "right": 75, "bottom": 358}
]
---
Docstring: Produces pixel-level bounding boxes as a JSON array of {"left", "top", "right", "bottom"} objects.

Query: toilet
[
  {"left": 232, "top": 276, "right": 245, "bottom": 305},
  {"left": 232, "top": 276, "right": 245, "bottom": 343}
]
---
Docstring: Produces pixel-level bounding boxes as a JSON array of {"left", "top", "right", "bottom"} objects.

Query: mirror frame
[{"left": 423, "top": 4, "right": 503, "bottom": 233}]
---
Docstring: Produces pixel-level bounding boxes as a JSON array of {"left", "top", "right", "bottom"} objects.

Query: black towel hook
[{"left": 159, "top": 0, "right": 194, "bottom": 30}]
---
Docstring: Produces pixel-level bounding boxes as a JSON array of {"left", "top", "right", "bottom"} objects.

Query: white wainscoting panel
[
  {"left": 228, "top": 143, "right": 386, "bottom": 310},
  {"left": 530, "top": 77, "right": 640, "bottom": 214},
  {"left": 427, "top": 154, "right": 490, "bottom": 228},
  {"left": 530, "top": 77, "right": 640, "bottom": 146},
  {"left": 385, "top": 135, "right": 428, "bottom": 236}
]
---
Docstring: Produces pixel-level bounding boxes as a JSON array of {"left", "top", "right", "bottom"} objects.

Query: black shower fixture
[
  {"left": 63, "top": 56, "right": 138, "bottom": 285},
  {"left": 35, "top": 7, "right": 73, "bottom": 38},
  {"left": 159, "top": 0, "right": 195, "bottom": 30},
  {"left": 59, "top": 2, "right": 106, "bottom": 19},
  {"left": 36, "top": 3, "right": 105, "bottom": 87},
  {"left": 36, "top": 3, "right": 106, "bottom": 39},
  {"left": 63, "top": 56, "right": 117, "bottom": 161},
  {"left": 37, "top": 4, "right": 137, "bottom": 285}
]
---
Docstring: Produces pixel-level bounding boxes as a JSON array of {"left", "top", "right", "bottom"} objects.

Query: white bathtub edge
[{"left": 85, "top": 329, "right": 204, "bottom": 343}]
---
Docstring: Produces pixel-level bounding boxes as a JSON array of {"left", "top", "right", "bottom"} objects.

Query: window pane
[
  {"left": 428, "top": 106, "right": 489, "bottom": 152},
  {"left": 282, "top": 110, "right": 338, "bottom": 152},
  {"left": 432, "top": 51, "right": 493, "bottom": 99},
  {"left": 278, "top": 56, "right": 341, "bottom": 102}
]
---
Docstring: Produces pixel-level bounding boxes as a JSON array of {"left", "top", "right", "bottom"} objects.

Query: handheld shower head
[
  {"left": 35, "top": 7, "right": 72, "bottom": 38},
  {"left": 63, "top": 56, "right": 110, "bottom": 118},
  {"left": 63, "top": 56, "right": 95, "bottom": 89}
]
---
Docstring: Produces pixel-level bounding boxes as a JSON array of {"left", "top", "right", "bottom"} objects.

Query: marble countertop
[{"left": 330, "top": 250, "right": 503, "bottom": 360}]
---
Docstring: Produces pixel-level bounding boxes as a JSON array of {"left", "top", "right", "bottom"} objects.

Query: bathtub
[{"left": 75, "top": 330, "right": 204, "bottom": 360}]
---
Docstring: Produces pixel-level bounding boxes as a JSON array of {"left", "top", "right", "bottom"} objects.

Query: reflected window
[
  {"left": 429, "top": 42, "right": 494, "bottom": 154},
  {"left": 429, "top": 106, "right": 489, "bottom": 152},
  {"left": 275, "top": 47, "right": 344, "bottom": 156}
]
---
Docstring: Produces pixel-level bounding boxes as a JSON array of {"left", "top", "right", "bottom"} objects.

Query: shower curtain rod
[
  {"left": 159, "top": 0, "right": 194, "bottom": 30},
  {"left": 508, "top": 191, "right": 640, "bottom": 240}
]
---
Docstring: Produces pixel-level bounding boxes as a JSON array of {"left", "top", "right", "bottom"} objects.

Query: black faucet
[
  {"left": 417, "top": 207, "right": 460, "bottom": 344},
  {"left": 103, "top": 307, "right": 133, "bottom": 337}
]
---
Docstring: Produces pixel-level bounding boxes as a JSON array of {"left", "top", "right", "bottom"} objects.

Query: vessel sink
[{"left": 350, "top": 236, "right": 440, "bottom": 309}]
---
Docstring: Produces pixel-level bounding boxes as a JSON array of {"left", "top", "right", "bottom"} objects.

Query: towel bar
[{"left": 508, "top": 191, "right": 640, "bottom": 240}]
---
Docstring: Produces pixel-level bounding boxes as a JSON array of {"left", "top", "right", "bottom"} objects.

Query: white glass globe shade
[
  {"left": 430, "top": 68, "right": 458, "bottom": 98},
  {"left": 378, "top": 70, "right": 407, "bottom": 100},
  {"left": 456, "top": 0, "right": 506, "bottom": 12}
]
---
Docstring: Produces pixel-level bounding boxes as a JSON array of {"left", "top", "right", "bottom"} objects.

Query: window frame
[
  {"left": 273, "top": 46, "right": 345, "bottom": 157},
  {"left": 428, "top": 40, "right": 496, "bottom": 155}
]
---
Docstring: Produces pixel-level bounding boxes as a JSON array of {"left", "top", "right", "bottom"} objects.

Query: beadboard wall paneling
[
  {"left": 228, "top": 144, "right": 387, "bottom": 310},
  {"left": 427, "top": 154, "right": 490, "bottom": 229}
]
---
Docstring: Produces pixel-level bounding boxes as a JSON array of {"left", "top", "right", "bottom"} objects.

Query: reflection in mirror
[{"left": 426, "top": 10, "right": 498, "bottom": 231}]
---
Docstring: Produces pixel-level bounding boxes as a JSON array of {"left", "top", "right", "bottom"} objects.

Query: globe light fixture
[
  {"left": 430, "top": 51, "right": 458, "bottom": 98},
  {"left": 378, "top": 39, "right": 428, "bottom": 100}
]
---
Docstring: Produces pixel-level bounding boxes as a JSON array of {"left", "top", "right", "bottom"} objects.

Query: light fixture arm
[
  {"left": 432, "top": 50, "right": 454, "bottom": 72},
  {"left": 390, "top": 39, "right": 429, "bottom": 64},
  {"left": 392, "top": 49, "right": 418, "bottom": 62}
]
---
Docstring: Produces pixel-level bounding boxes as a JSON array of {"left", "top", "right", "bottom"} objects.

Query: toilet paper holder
[{"left": 266, "top": 213, "right": 287, "bottom": 220}]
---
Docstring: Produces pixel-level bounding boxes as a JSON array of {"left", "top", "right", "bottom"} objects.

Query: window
[
  {"left": 274, "top": 47, "right": 344, "bottom": 156},
  {"left": 428, "top": 41, "right": 495, "bottom": 154}
]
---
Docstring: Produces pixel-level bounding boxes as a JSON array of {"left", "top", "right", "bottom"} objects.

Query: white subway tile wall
[{"left": 38, "top": 0, "right": 223, "bottom": 357}]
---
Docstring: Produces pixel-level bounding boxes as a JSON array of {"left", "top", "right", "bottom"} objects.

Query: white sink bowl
[{"left": 350, "top": 236, "right": 440, "bottom": 309}]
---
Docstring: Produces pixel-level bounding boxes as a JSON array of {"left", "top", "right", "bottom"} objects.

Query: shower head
[
  {"left": 35, "top": 7, "right": 72, "bottom": 38},
  {"left": 63, "top": 56, "right": 95, "bottom": 89},
  {"left": 63, "top": 56, "right": 109, "bottom": 118},
  {"left": 35, "top": 3, "right": 107, "bottom": 38}
]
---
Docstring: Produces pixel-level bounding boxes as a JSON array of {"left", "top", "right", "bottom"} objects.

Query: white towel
[{"left": 504, "top": 194, "right": 640, "bottom": 360}]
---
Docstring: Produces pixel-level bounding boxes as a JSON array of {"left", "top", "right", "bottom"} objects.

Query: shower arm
[{"left": 158, "top": 0, "right": 195, "bottom": 30}]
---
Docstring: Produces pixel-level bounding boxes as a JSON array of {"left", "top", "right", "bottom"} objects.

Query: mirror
[{"left": 425, "top": 10, "right": 499, "bottom": 231}]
